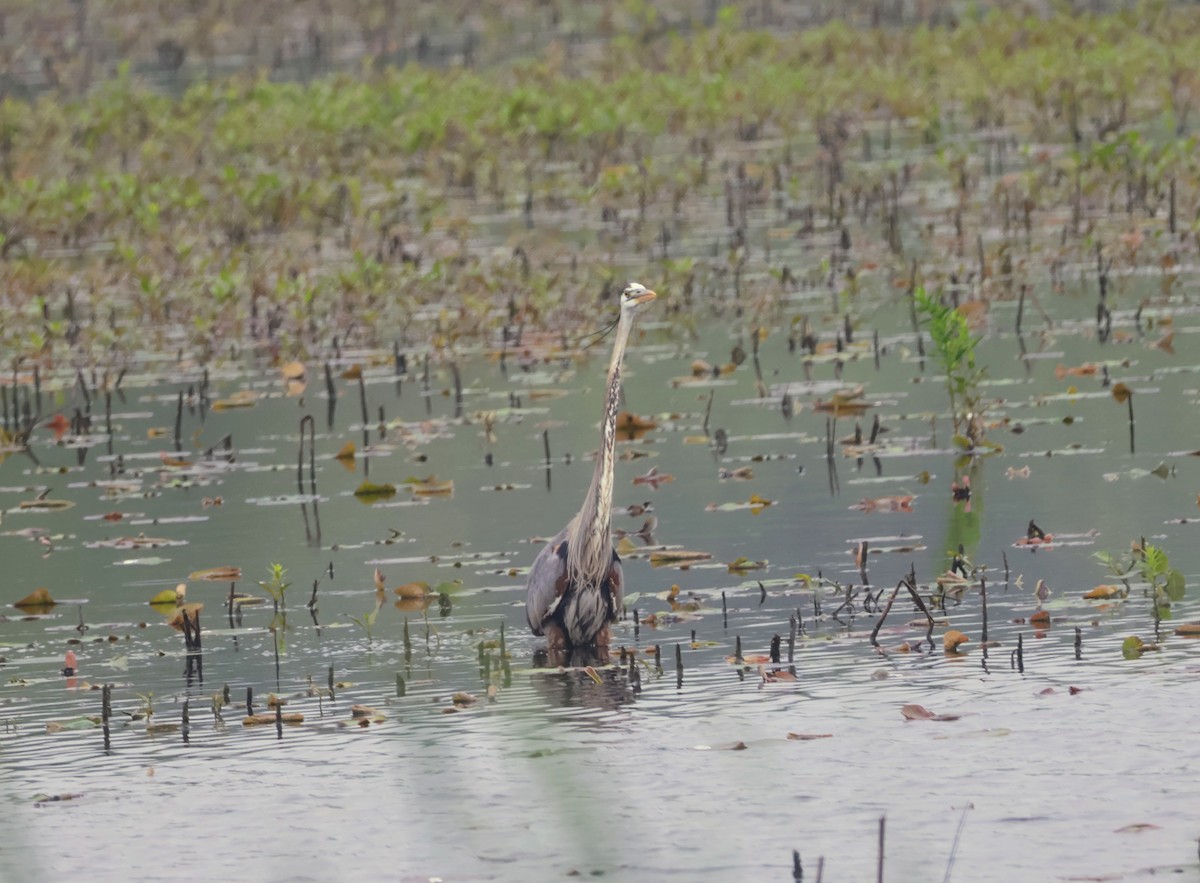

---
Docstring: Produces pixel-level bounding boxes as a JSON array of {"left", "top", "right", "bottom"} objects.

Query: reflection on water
[
  {"left": 527, "top": 661, "right": 637, "bottom": 714},
  {"left": 2, "top": 301, "right": 1200, "bottom": 881}
]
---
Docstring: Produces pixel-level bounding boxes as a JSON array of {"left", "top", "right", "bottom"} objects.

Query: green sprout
[{"left": 258, "top": 563, "right": 292, "bottom": 611}]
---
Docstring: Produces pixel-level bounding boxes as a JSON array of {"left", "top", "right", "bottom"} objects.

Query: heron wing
[
  {"left": 606, "top": 552, "right": 624, "bottom": 621},
  {"left": 525, "top": 524, "right": 571, "bottom": 636}
]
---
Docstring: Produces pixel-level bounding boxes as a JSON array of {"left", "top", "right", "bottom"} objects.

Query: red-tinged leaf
[
  {"left": 901, "top": 704, "right": 960, "bottom": 722},
  {"left": 787, "top": 733, "right": 833, "bottom": 741}
]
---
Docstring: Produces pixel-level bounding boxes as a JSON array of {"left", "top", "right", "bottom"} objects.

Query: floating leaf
[
  {"left": 148, "top": 588, "right": 179, "bottom": 606},
  {"left": 44, "top": 413, "right": 70, "bottom": 441},
  {"left": 211, "top": 390, "right": 257, "bottom": 410},
  {"left": 943, "top": 629, "right": 970, "bottom": 651},
  {"left": 786, "top": 733, "right": 833, "bottom": 741},
  {"left": 1083, "top": 584, "right": 1124, "bottom": 600},
  {"left": 281, "top": 361, "right": 306, "bottom": 381},
  {"left": 166, "top": 603, "right": 203, "bottom": 630},
  {"left": 335, "top": 442, "right": 356, "bottom": 463},
  {"left": 727, "top": 556, "right": 766, "bottom": 574},
  {"left": 901, "top": 704, "right": 960, "bottom": 722},
  {"left": 633, "top": 467, "right": 674, "bottom": 489},
  {"left": 649, "top": 549, "right": 713, "bottom": 566},
  {"left": 705, "top": 493, "right": 776, "bottom": 513},
  {"left": 18, "top": 498, "right": 74, "bottom": 511},
  {"left": 46, "top": 716, "right": 101, "bottom": 733},
  {"left": 14, "top": 588, "right": 56, "bottom": 609},
  {"left": 354, "top": 481, "right": 397, "bottom": 500},
  {"left": 615, "top": 411, "right": 657, "bottom": 439},
  {"left": 1173, "top": 622, "right": 1200, "bottom": 637},
  {"left": 813, "top": 386, "right": 869, "bottom": 415},
  {"left": 1121, "top": 636, "right": 1161, "bottom": 659},
  {"left": 341, "top": 364, "right": 363, "bottom": 380},
  {"left": 189, "top": 566, "right": 242, "bottom": 582},
  {"left": 406, "top": 475, "right": 454, "bottom": 496},
  {"left": 243, "top": 713, "right": 303, "bottom": 726},
  {"left": 394, "top": 581, "right": 430, "bottom": 599},
  {"left": 1111, "top": 382, "right": 1132, "bottom": 404},
  {"left": 1029, "top": 610, "right": 1051, "bottom": 626},
  {"left": 854, "top": 495, "right": 914, "bottom": 513}
]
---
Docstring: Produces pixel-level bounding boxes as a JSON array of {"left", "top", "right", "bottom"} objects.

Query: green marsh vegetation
[{"left": 1, "top": 1, "right": 1200, "bottom": 375}]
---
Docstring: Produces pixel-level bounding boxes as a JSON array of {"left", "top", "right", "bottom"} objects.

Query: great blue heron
[{"left": 525, "top": 282, "right": 657, "bottom": 651}]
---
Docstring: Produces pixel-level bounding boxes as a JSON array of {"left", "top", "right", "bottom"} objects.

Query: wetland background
[{"left": 2, "top": 1, "right": 1200, "bottom": 880}]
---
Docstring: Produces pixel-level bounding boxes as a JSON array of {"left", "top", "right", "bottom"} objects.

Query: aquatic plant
[
  {"left": 347, "top": 598, "right": 383, "bottom": 647},
  {"left": 258, "top": 563, "right": 292, "bottom": 611},
  {"left": 913, "top": 286, "right": 986, "bottom": 446},
  {"left": 1095, "top": 540, "right": 1186, "bottom": 621}
]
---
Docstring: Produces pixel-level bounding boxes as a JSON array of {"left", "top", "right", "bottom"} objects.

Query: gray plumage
[{"left": 525, "top": 282, "right": 657, "bottom": 648}]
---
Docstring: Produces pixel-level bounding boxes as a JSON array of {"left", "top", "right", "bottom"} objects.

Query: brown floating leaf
[
  {"left": 189, "top": 566, "right": 242, "bottom": 582},
  {"left": 452, "top": 692, "right": 477, "bottom": 707},
  {"left": 335, "top": 442, "right": 356, "bottom": 462},
  {"left": 633, "top": 466, "right": 674, "bottom": 489},
  {"left": 1029, "top": 609, "right": 1051, "bottom": 626},
  {"left": 814, "top": 386, "right": 870, "bottom": 415},
  {"left": 1114, "top": 823, "right": 1162, "bottom": 834},
  {"left": 901, "top": 704, "right": 960, "bottom": 722},
  {"left": 350, "top": 705, "right": 376, "bottom": 718},
  {"left": 44, "top": 413, "right": 70, "bottom": 441},
  {"left": 854, "top": 495, "right": 914, "bottom": 513},
  {"left": 1173, "top": 622, "right": 1200, "bottom": 637},
  {"left": 1111, "top": 382, "right": 1132, "bottom": 404},
  {"left": 725, "top": 654, "right": 771, "bottom": 665},
  {"left": 1054, "top": 362, "right": 1098, "bottom": 380},
  {"left": 340, "top": 364, "right": 363, "bottom": 380},
  {"left": 211, "top": 390, "right": 257, "bottom": 410},
  {"left": 18, "top": 498, "right": 74, "bottom": 511},
  {"left": 1083, "top": 585, "right": 1124, "bottom": 600},
  {"left": 167, "top": 603, "right": 204, "bottom": 630},
  {"left": 787, "top": 733, "right": 833, "bottom": 741},
  {"left": 408, "top": 476, "right": 454, "bottom": 496},
  {"left": 649, "top": 549, "right": 713, "bottom": 566},
  {"left": 393, "top": 581, "right": 430, "bottom": 599},
  {"left": 243, "top": 713, "right": 303, "bottom": 726},
  {"left": 281, "top": 361, "right": 306, "bottom": 381},
  {"left": 14, "top": 588, "right": 56, "bottom": 609},
  {"left": 943, "top": 629, "right": 970, "bottom": 651},
  {"left": 615, "top": 411, "right": 657, "bottom": 439}
]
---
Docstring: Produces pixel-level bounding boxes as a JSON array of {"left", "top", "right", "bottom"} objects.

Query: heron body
[{"left": 525, "top": 282, "right": 657, "bottom": 649}]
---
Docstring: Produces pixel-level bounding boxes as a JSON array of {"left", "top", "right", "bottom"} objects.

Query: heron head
[{"left": 620, "top": 282, "right": 657, "bottom": 311}]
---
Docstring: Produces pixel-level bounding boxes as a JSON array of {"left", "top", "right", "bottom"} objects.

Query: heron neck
[{"left": 571, "top": 315, "right": 633, "bottom": 576}]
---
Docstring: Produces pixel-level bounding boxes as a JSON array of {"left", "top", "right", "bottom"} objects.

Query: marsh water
[{"left": 2, "top": 268, "right": 1199, "bottom": 882}]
